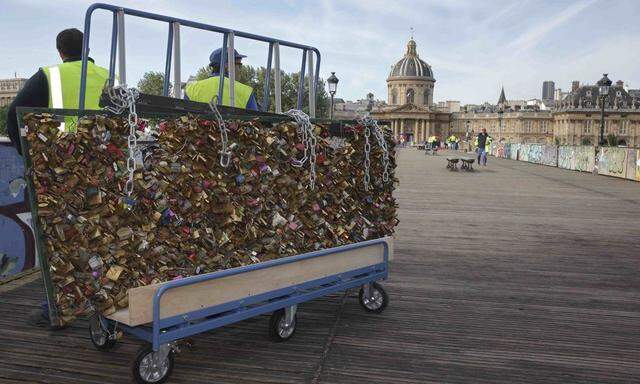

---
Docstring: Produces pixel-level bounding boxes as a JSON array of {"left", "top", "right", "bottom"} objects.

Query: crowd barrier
[
  {"left": 0, "top": 142, "right": 38, "bottom": 280},
  {"left": 489, "top": 142, "right": 639, "bottom": 182}
]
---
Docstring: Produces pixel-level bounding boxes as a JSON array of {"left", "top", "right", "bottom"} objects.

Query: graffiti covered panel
[
  {"left": 0, "top": 142, "right": 37, "bottom": 279},
  {"left": 598, "top": 147, "right": 628, "bottom": 178}
]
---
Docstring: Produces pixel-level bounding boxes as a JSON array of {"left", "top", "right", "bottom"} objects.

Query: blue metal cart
[{"left": 89, "top": 238, "right": 391, "bottom": 384}]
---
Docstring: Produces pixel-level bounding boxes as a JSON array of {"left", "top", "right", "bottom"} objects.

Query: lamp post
[
  {"left": 597, "top": 73, "right": 612, "bottom": 146},
  {"left": 498, "top": 107, "right": 504, "bottom": 142},
  {"left": 327, "top": 72, "right": 339, "bottom": 120}
]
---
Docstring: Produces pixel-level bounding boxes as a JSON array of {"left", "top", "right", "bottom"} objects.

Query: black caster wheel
[
  {"left": 132, "top": 344, "right": 175, "bottom": 384},
  {"left": 269, "top": 308, "right": 297, "bottom": 342},
  {"left": 359, "top": 282, "right": 389, "bottom": 313},
  {"left": 89, "top": 314, "right": 117, "bottom": 351}
]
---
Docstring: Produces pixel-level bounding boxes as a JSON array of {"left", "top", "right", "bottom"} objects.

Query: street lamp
[
  {"left": 327, "top": 72, "right": 339, "bottom": 119},
  {"left": 497, "top": 107, "right": 504, "bottom": 142},
  {"left": 597, "top": 73, "right": 612, "bottom": 146}
]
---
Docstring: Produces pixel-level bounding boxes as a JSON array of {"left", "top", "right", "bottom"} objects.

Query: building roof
[
  {"left": 498, "top": 87, "right": 507, "bottom": 105},
  {"left": 388, "top": 39, "right": 434, "bottom": 79},
  {"left": 557, "top": 83, "right": 639, "bottom": 110}
]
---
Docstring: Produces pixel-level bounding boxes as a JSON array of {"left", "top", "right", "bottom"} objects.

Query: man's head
[
  {"left": 481, "top": 128, "right": 487, "bottom": 134},
  {"left": 208, "top": 48, "right": 246, "bottom": 74},
  {"left": 56, "top": 28, "right": 84, "bottom": 60}
]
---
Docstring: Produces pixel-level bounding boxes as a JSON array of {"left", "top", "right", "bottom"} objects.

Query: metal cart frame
[{"left": 89, "top": 238, "right": 390, "bottom": 383}]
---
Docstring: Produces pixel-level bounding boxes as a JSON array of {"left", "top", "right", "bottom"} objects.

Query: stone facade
[
  {"left": 0, "top": 77, "right": 27, "bottom": 107},
  {"left": 372, "top": 39, "right": 452, "bottom": 142},
  {"left": 370, "top": 38, "right": 640, "bottom": 148},
  {"left": 451, "top": 110, "right": 553, "bottom": 144}
]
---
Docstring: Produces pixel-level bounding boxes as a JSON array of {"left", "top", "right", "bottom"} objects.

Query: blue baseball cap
[{"left": 209, "top": 48, "right": 246, "bottom": 65}]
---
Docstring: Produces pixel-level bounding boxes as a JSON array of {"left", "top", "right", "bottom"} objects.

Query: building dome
[{"left": 389, "top": 39, "right": 433, "bottom": 79}]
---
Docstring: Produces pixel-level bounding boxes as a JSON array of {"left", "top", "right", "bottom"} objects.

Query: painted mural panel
[
  {"left": 637, "top": 150, "right": 640, "bottom": 181},
  {"left": 574, "top": 146, "right": 595, "bottom": 172},
  {"left": 0, "top": 142, "right": 37, "bottom": 279},
  {"left": 558, "top": 146, "right": 575, "bottom": 170},
  {"left": 624, "top": 149, "right": 639, "bottom": 181},
  {"left": 541, "top": 146, "right": 558, "bottom": 167},
  {"left": 598, "top": 147, "right": 628, "bottom": 178},
  {"left": 529, "top": 145, "right": 545, "bottom": 164}
]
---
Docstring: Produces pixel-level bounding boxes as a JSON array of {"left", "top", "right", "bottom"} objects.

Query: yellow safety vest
[
  {"left": 185, "top": 76, "right": 253, "bottom": 108},
  {"left": 42, "top": 60, "right": 109, "bottom": 132}
]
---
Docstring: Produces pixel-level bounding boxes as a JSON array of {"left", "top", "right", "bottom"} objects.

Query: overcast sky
[{"left": 1, "top": 0, "right": 639, "bottom": 105}]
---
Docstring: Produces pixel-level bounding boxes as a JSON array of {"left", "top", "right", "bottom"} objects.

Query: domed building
[
  {"left": 372, "top": 38, "right": 451, "bottom": 143},
  {"left": 387, "top": 38, "right": 435, "bottom": 107}
]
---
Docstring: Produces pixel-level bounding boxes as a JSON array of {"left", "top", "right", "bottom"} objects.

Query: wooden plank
[{"left": 112, "top": 237, "right": 392, "bottom": 326}]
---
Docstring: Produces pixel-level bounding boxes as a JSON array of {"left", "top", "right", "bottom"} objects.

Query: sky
[{"left": 1, "top": 0, "right": 639, "bottom": 105}]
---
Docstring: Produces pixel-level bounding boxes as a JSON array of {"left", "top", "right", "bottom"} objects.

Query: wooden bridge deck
[{"left": 1, "top": 149, "right": 639, "bottom": 384}]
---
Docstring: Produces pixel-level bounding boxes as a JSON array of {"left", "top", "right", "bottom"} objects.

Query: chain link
[
  {"left": 357, "top": 114, "right": 390, "bottom": 190},
  {"left": 104, "top": 85, "right": 139, "bottom": 196},
  {"left": 208, "top": 97, "right": 232, "bottom": 168},
  {"left": 363, "top": 123, "right": 371, "bottom": 191},
  {"left": 286, "top": 109, "right": 317, "bottom": 190}
]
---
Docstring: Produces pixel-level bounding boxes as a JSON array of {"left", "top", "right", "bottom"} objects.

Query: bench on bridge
[
  {"left": 446, "top": 157, "right": 460, "bottom": 170},
  {"left": 460, "top": 157, "right": 475, "bottom": 171},
  {"left": 425, "top": 145, "right": 438, "bottom": 156}
]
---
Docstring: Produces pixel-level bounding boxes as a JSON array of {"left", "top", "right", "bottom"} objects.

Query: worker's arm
[
  {"left": 245, "top": 93, "right": 258, "bottom": 111},
  {"left": 7, "top": 69, "right": 49, "bottom": 155}
]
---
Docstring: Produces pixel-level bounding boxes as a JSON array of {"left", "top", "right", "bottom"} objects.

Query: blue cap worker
[{"left": 184, "top": 48, "right": 258, "bottom": 110}]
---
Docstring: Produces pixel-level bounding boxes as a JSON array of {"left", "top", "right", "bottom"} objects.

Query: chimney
[
  {"left": 616, "top": 80, "right": 624, "bottom": 88},
  {"left": 571, "top": 81, "right": 580, "bottom": 92}
]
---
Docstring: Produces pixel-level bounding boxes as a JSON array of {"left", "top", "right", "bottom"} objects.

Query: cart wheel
[
  {"left": 359, "top": 282, "right": 389, "bottom": 313},
  {"left": 269, "top": 309, "right": 297, "bottom": 342},
  {"left": 132, "top": 344, "right": 174, "bottom": 384},
  {"left": 89, "top": 314, "right": 117, "bottom": 351}
]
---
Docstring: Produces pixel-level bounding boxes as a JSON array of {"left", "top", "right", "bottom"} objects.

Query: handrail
[{"left": 79, "top": 3, "right": 321, "bottom": 116}]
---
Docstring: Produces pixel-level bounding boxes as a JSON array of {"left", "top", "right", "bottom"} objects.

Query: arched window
[
  {"left": 391, "top": 88, "right": 398, "bottom": 105},
  {"left": 423, "top": 89, "right": 430, "bottom": 105},
  {"left": 406, "top": 88, "right": 414, "bottom": 104}
]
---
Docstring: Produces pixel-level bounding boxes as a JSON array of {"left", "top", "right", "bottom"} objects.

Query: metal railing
[{"left": 79, "top": 3, "right": 321, "bottom": 116}]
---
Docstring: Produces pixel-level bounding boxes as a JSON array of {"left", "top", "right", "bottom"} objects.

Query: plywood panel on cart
[{"left": 109, "top": 237, "right": 392, "bottom": 326}]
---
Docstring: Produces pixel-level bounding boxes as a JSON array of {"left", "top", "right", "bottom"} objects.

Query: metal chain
[
  {"left": 286, "top": 109, "right": 317, "bottom": 190},
  {"left": 104, "top": 85, "right": 139, "bottom": 196},
  {"left": 358, "top": 114, "right": 390, "bottom": 189},
  {"left": 363, "top": 123, "right": 371, "bottom": 191},
  {"left": 372, "top": 121, "right": 390, "bottom": 182},
  {"left": 208, "top": 97, "right": 231, "bottom": 168}
]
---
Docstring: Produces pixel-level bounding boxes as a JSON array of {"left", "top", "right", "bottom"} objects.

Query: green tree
[
  {"left": 137, "top": 71, "right": 171, "bottom": 96},
  {"left": 0, "top": 105, "right": 8, "bottom": 137},
  {"left": 606, "top": 133, "right": 618, "bottom": 147},
  {"left": 190, "top": 65, "right": 330, "bottom": 118}
]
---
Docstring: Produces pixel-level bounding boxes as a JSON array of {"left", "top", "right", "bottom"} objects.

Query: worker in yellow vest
[
  {"left": 7, "top": 28, "right": 109, "bottom": 154},
  {"left": 185, "top": 48, "right": 258, "bottom": 110},
  {"left": 7, "top": 29, "right": 108, "bottom": 330}
]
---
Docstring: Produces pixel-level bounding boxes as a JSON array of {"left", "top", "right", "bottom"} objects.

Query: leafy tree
[
  {"left": 581, "top": 137, "right": 592, "bottom": 146},
  {"left": 191, "top": 65, "right": 330, "bottom": 118},
  {"left": 0, "top": 105, "right": 8, "bottom": 137},
  {"left": 137, "top": 71, "right": 171, "bottom": 96},
  {"left": 606, "top": 133, "right": 618, "bottom": 147}
]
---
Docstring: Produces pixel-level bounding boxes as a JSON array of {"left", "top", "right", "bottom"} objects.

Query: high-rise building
[{"left": 542, "top": 81, "right": 555, "bottom": 101}]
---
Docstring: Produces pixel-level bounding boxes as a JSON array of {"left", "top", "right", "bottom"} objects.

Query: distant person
[
  {"left": 6, "top": 28, "right": 109, "bottom": 155},
  {"left": 483, "top": 135, "right": 493, "bottom": 166},
  {"left": 184, "top": 48, "right": 258, "bottom": 110},
  {"left": 476, "top": 128, "right": 488, "bottom": 165}
]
